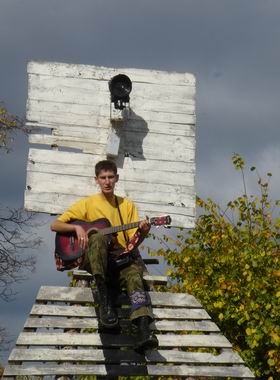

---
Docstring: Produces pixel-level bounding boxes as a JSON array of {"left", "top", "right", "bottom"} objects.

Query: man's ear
[
  {"left": 94, "top": 176, "right": 98, "bottom": 184},
  {"left": 116, "top": 174, "right": 119, "bottom": 182}
]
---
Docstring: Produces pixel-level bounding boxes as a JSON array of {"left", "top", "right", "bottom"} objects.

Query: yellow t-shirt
[{"left": 57, "top": 193, "right": 139, "bottom": 248}]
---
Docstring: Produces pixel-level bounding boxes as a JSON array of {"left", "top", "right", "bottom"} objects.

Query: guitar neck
[{"left": 100, "top": 221, "right": 140, "bottom": 236}]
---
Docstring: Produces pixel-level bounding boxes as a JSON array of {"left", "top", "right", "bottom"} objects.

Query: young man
[{"left": 50, "top": 160, "right": 158, "bottom": 353}]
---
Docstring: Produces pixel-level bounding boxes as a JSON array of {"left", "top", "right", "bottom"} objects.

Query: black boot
[
  {"left": 134, "top": 316, "right": 158, "bottom": 354},
  {"left": 94, "top": 275, "right": 118, "bottom": 328}
]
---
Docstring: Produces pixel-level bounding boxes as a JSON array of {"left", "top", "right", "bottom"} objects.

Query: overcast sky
[{"left": 1, "top": 0, "right": 280, "bottom": 365}]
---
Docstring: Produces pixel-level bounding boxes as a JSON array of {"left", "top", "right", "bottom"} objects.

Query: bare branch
[{"left": 0, "top": 206, "right": 42, "bottom": 302}]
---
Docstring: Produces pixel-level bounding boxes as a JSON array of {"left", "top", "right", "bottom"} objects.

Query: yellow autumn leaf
[
  {"left": 270, "top": 332, "right": 280, "bottom": 344},
  {"left": 246, "top": 328, "right": 252, "bottom": 336},
  {"left": 214, "top": 301, "right": 224, "bottom": 308},
  {"left": 251, "top": 339, "right": 259, "bottom": 348}
]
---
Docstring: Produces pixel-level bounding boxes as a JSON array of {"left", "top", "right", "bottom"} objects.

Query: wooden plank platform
[{"left": 3, "top": 285, "right": 255, "bottom": 379}]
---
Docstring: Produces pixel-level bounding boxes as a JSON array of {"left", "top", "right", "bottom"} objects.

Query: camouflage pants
[{"left": 80, "top": 232, "right": 153, "bottom": 321}]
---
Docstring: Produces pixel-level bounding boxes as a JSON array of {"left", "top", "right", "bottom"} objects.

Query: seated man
[{"left": 50, "top": 159, "right": 158, "bottom": 353}]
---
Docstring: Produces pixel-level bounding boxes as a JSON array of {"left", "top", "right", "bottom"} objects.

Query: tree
[
  {"left": 0, "top": 104, "right": 28, "bottom": 152},
  {"left": 0, "top": 207, "right": 41, "bottom": 301},
  {"left": 0, "top": 104, "right": 41, "bottom": 361},
  {"left": 157, "top": 154, "right": 280, "bottom": 378}
]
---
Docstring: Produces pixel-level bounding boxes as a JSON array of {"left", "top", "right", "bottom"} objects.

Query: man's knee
[{"left": 87, "top": 232, "right": 108, "bottom": 261}]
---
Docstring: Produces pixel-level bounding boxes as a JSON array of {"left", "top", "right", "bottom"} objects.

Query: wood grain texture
[
  {"left": 3, "top": 363, "right": 255, "bottom": 377},
  {"left": 27, "top": 61, "right": 196, "bottom": 85},
  {"left": 3, "top": 283, "right": 255, "bottom": 379},
  {"left": 23, "top": 316, "right": 219, "bottom": 332},
  {"left": 16, "top": 332, "right": 232, "bottom": 348},
  {"left": 9, "top": 348, "right": 243, "bottom": 364},
  {"left": 35, "top": 286, "right": 201, "bottom": 307},
  {"left": 25, "top": 61, "right": 196, "bottom": 228},
  {"left": 30, "top": 304, "right": 210, "bottom": 320}
]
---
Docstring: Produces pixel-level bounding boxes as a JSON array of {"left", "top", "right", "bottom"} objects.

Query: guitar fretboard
[{"left": 100, "top": 221, "right": 140, "bottom": 236}]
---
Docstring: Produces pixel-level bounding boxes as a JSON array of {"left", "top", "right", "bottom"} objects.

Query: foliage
[
  {"left": 157, "top": 154, "right": 280, "bottom": 379},
  {"left": 0, "top": 104, "right": 27, "bottom": 152}
]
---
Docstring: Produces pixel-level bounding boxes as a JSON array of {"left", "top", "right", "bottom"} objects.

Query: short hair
[{"left": 95, "top": 160, "right": 118, "bottom": 176}]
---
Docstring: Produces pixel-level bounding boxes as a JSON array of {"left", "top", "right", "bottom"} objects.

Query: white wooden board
[
  {"left": 3, "top": 364, "right": 255, "bottom": 378},
  {"left": 25, "top": 61, "right": 196, "bottom": 228}
]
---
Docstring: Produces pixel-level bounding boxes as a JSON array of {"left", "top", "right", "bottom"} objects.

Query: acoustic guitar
[{"left": 55, "top": 216, "right": 171, "bottom": 261}]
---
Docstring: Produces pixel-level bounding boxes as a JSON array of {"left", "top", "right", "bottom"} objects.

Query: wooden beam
[{"left": 3, "top": 363, "right": 255, "bottom": 377}]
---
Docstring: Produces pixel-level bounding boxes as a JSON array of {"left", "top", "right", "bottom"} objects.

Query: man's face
[{"left": 95, "top": 169, "right": 119, "bottom": 197}]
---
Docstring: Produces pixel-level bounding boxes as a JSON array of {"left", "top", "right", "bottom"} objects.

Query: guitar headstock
[{"left": 150, "top": 215, "right": 172, "bottom": 227}]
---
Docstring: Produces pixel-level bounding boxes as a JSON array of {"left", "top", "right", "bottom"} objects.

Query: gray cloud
[{"left": 1, "top": 0, "right": 280, "bottom": 365}]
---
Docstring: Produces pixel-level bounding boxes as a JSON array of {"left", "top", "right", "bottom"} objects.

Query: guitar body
[
  {"left": 55, "top": 218, "right": 111, "bottom": 261},
  {"left": 55, "top": 215, "right": 171, "bottom": 262}
]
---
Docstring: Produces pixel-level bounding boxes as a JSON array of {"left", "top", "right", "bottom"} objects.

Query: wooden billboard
[{"left": 24, "top": 61, "right": 196, "bottom": 228}]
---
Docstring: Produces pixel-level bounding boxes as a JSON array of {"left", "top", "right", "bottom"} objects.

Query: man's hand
[
  {"left": 51, "top": 219, "right": 88, "bottom": 250},
  {"left": 139, "top": 217, "right": 151, "bottom": 236},
  {"left": 74, "top": 225, "right": 88, "bottom": 250}
]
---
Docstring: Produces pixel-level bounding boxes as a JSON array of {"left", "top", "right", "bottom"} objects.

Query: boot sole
[{"left": 135, "top": 337, "right": 159, "bottom": 354}]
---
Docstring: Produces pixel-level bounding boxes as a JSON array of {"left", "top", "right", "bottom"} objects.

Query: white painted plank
[
  {"left": 27, "top": 60, "right": 196, "bottom": 85},
  {"left": 9, "top": 348, "right": 243, "bottom": 364},
  {"left": 24, "top": 316, "right": 99, "bottom": 329},
  {"left": 134, "top": 201, "right": 195, "bottom": 217},
  {"left": 26, "top": 120, "right": 196, "bottom": 137},
  {"left": 28, "top": 108, "right": 195, "bottom": 127},
  {"left": 16, "top": 332, "right": 231, "bottom": 348},
  {"left": 28, "top": 75, "right": 195, "bottom": 109},
  {"left": 27, "top": 149, "right": 195, "bottom": 176},
  {"left": 27, "top": 97, "right": 195, "bottom": 117},
  {"left": 153, "top": 320, "right": 220, "bottom": 332},
  {"left": 23, "top": 317, "right": 219, "bottom": 332},
  {"left": 26, "top": 166, "right": 194, "bottom": 189},
  {"left": 29, "top": 133, "right": 195, "bottom": 160},
  {"left": 47, "top": 124, "right": 196, "bottom": 153},
  {"left": 28, "top": 125, "right": 196, "bottom": 154},
  {"left": 27, "top": 148, "right": 195, "bottom": 171},
  {"left": 30, "top": 304, "right": 99, "bottom": 317},
  {"left": 29, "top": 134, "right": 106, "bottom": 153},
  {"left": 35, "top": 287, "right": 201, "bottom": 307},
  {"left": 30, "top": 304, "right": 210, "bottom": 319},
  {"left": 143, "top": 274, "right": 167, "bottom": 285},
  {"left": 3, "top": 363, "right": 255, "bottom": 377}
]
